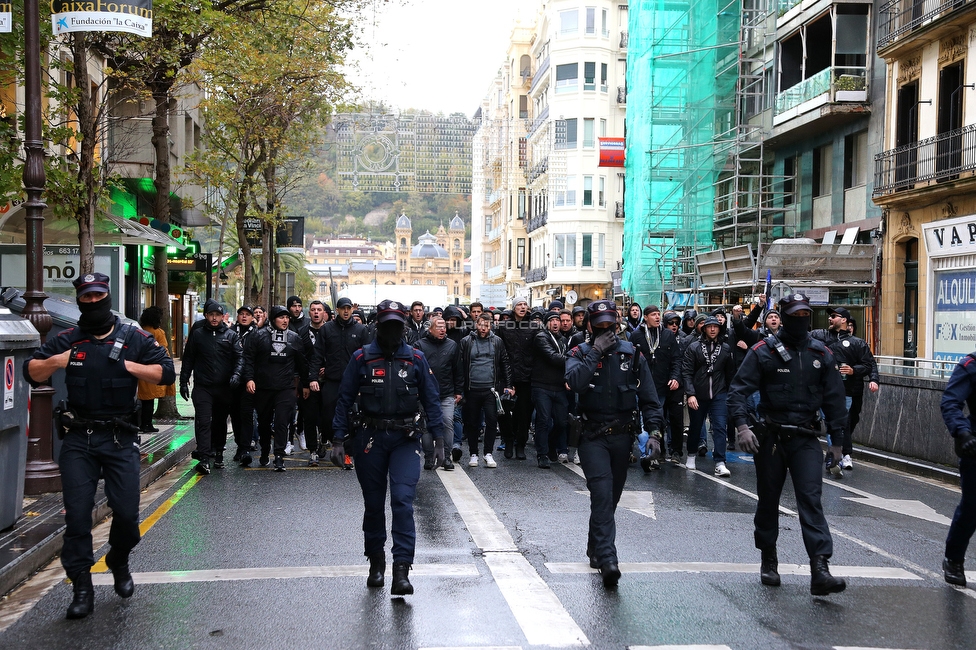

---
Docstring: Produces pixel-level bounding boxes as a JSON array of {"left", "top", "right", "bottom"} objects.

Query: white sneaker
[
  {"left": 841, "top": 454, "right": 853, "bottom": 470},
  {"left": 298, "top": 433, "right": 307, "bottom": 451},
  {"left": 558, "top": 453, "right": 569, "bottom": 464},
  {"left": 284, "top": 441, "right": 294, "bottom": 456},
  {"left": 685, "top": 456, "right": 696, "bottom": 471},
  {"left": 573, "top": 450, "right": 581, "bottom": 465},
  {"left": 714, "top": 462, "right": 731, "bottom": 477},
  {"left": 484, "top": 453, "right": 497, "bottom": 468},
  {"left": 469, "top": 454, "right": 479, "bottom": 467},
  {"left": 308, "top": 453, "right": 318, "bottom": 467}
]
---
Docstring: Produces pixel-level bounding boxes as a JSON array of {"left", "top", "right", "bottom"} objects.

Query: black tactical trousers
[
  {"left": 59, "top": 428, "right": 141, "bottom": 579},
  {"left": 255, "top": 388, "right": 297, "bottom": 456},
  {"left": 230, "top": 386, "right": 254, "bottom": 452},
  {"left": 192, "top": 384, "right": 232, "bottom": 459},
  {"left": 578, "top": 431, "right": 632, "bottom": 566},
  {"left": 753, "top": 432, "right": 833, "bottom": 558}
]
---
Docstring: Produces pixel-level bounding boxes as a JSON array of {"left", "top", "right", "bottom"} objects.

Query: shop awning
[{"left": 105, "top": 214, "right": 188, "bottom": 250}]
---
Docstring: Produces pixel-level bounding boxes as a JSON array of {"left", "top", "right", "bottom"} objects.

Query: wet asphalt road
[{"left": 1, "top": 443, "right": 974, "bottom": 650}]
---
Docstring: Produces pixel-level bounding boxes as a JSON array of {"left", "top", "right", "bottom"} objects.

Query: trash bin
[{"left": 0, "top": 307, "right": 41, "bottom": 531}]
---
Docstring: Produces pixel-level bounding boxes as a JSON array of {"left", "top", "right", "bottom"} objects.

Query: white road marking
[
  {"left": 564, "top": 461, "right": 657, "bottom": 519},
  {"left": 546, "top": 562, "right": 920, "bottom": 580},
  {"left": 437, "top": 467, "right": 590, "bottom": 647},
  {"left": 835, "top": 647, "right": 922, "bottom": 650},
  {"left": 629, "top": 645, "right": 732, "bottom": 650},
  {"left": 420, "top": 647, "right": 522, "bottom": 650},
  {"left": 91, "top": 563, "right": 478, "bottom": 586},
  {"left": 825, "top": 481, "right": 952, "bottom": 525}
]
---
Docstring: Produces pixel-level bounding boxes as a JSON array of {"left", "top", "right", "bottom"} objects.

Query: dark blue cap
[
  {"left": 587, "top": 300, "right": 617, "bottom": 326},
  {"left": 779, "top": 293, "right": 812, "bottom": 315},
  {"left": 73, "top": 272, "right": 110, "bottom": 297},
  {"left": 375, "top": 299, "right": 407, "bottom": 324}
]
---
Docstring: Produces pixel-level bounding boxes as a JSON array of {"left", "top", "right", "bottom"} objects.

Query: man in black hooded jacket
[{"left": 180, "top": 299, "right": 243, "bottom": 474}]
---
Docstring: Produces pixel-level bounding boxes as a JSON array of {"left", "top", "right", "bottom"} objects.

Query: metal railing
[
  {"left": 878, "top": 0, "right": 975, "bottom": 50},
  {"left": 778, "top": 0, "right": 802, "bottom": 15},
  {"left": 873, "top": 123, "right": 976, "bottom": 196},
  {"left": 616, "top": 86, "right": 627, "bottom": 104},
  {"left": 774, "top": 66, "right": 867, "bottom": 115},
  {"left": 526, "top": 210, "right": 548, "bottom": 234},
  {"left": 619, "top": 31, "right": 628, "bottom": 49},
  {"left": 876, "top": 355, "right": 958, "bottom": 380},
  {"left": 485, "top": 264, "right": 505, "bottom": 281},
  {"left": 525, "top": 266, "right": 548, "bottom": 283},
  {"left": 527, "top": 158, "right": 548, "bottom": 185},
  {"left": 485, "top": 225, "right": 503, "bottom": 243},
  {"left": 614, "top": 202, "right": 624, "bottom": 219},
  {"left": 527, "top": 106, "right": 550, "bottom": 139}
]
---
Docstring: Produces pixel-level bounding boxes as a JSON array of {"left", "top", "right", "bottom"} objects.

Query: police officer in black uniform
[
  {"left": 566, "top": 299, "right": 663, "bottom": 588},
  {"left": 728, "top": 294, "right": 848, "bottom": 596},
  {"left": 242, "top": 304, "right": 309, "bottom": 471},
  {"left": 24, "top": 273, "right": 176, "bottom": 619},
  {"left": 332, "top": 299, "right": 445, "bottom": 596}
]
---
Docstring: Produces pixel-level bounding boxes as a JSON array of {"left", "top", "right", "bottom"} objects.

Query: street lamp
[
  {"left": 21, "top": 0, "right": 61, "bottom": 493},
  {"left": 373, "top": 259, "right": 377, "bottom": 306}
]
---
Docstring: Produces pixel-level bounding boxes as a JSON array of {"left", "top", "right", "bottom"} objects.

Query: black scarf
[
  {"left": 376, "top": 322, "right": 404, "bottom": 357},
  {"left": 77, "top": 295, "right": 115, "bottom": 336},
  {"left": 779, "top": 314, "right": 810, "bottom": 346}
]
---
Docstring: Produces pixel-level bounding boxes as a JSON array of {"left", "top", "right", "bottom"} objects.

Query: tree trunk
[
  {"left": 150, "top": 84, "right": 181, "bottom": 419},
  {"left": 70, "top": 33, "right": 98, "bottom": 275}
]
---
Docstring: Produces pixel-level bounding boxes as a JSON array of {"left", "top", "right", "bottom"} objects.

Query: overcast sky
[{"left": 346, "top": 0, "right": 532, "bottom": 117}]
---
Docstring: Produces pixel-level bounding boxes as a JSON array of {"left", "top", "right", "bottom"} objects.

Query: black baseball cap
[
  {"left": 779, "top": 294, "right": 812, "bottom": 315},
  {"left": 829, "top": 306, "right": 852, "bottom": 321},
  {"left": 237, "top": 305, "right": 254, "bottom": 316},
  {"left": 336, "top": 297, "right": 353, "bottom": 308},
  {"left": 73, "top": 272, "right": 110, "bottom": 297}
]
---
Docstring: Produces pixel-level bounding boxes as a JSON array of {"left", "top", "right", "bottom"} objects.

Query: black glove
[
  {"left": 180, "top": 384, "right": 190, "bottom": 401},
  {"left": 826, "top": 444, "right": 843, "bottom": 476},
  {"left": 330, "top": 441, "right": 345, "bottom": 467},
  {"left": 229, "top": 375, "right": 241, "bottom": 390},
  {"left": 645, "top": 434, "right": 661, "bottom": 460},
  {"left": 592, "top": 330, "right": 617, "bottom": 356},
  {"left": 433, "top": 438, "right": 445, "bottom": 468},
  {"left": 955, "top": 433, "right": 976, "bottom": 459},
  {"left": 735, "top": 424, "right": 759, "bottom": 454}
]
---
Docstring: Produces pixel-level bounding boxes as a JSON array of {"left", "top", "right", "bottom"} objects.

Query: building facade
[{"left": 873, "top": 0, "right": 976, "bottom": 361}]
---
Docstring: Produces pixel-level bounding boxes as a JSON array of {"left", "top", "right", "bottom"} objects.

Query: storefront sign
[
  {"left": 923, "top": 214, "right": 976, "bottom": 257},
  {"left": 932, "top": 269, "right": 976, "bottom": 362},
  {"left": 598, "top": 137, "right": 625, "bottom": 167},
  {"left": 0, "top": 245, "right": 123, "bottom": 310},
  {"left": 0, "top": 4, "right": 11, "bottom": 33},
  {"left": 51, "top": 0, "right": 152, "bottom": 38}
]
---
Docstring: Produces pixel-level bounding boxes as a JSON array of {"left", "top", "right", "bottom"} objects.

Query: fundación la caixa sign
[{"left": 51, "top": 0, "right": 152, "bottom": 38}]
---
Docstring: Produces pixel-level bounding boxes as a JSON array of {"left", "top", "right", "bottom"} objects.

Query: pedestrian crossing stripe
[
  {"left": 545, "top": 562, "right": 921, "bottom": 580},
  {"left": 90, "top": 564, "right": 479, "bottom": 585}
]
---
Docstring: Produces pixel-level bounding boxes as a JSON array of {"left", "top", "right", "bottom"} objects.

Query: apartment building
[{"left": 474, "top": 1, "right": 628, "bottom": 308}]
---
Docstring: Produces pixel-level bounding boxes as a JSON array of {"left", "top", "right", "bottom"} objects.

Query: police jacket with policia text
[
  {"left": 532, "top": 328, "right": 568, "bottom": 392},
  {"left": 414, "top": 331, "right": 463, "bottom": 400},
  {"left": 180, "top": 321, "right": 243, "bottom": 388},
  {"left": 629, "top": 324, "right": 682, "bottom": 391},
  {"left": 24, "top": 316, "right": 176, "bottom": 419},
  {"left": 459, "top": 330, "right": 513, "bottom": 393},
  {"left": 309, "top": 316, "right": 367, "bottom": 383},
  {"left": 809, "top": 328, "right": 879, "bottom": 397},
  {"left": 565, "top": 336, "right": 664, "bottom": 430},
  {"left": 682, "top": 338, "right": 735, "bottom": 400},
  {"left": 242, "top": 325, "right": 309, "bottom": 391},
  {"left": 332, "top": 340, "right": 445, "bottom": 441},
  {"left": 727, "top": 333, "right": 848, "bottom": 435},
  {"left": 941, "top": 353, "right": 976, "bottom": 440}
]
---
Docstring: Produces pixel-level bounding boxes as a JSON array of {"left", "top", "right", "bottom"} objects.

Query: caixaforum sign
[{"left": 51, "top": 0, "right": 152, "bottom": 38}]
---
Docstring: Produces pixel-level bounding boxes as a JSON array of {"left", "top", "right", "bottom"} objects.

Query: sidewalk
[{"left": 0, "top": 396, "right": 196, "bottom": 598}]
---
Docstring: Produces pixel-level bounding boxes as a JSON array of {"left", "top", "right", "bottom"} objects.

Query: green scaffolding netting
[{"left": 623, "top": 0, "right": 740, "bottom": 306}]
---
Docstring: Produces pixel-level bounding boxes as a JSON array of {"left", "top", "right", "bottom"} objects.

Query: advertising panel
[{"left": 932, "top": 269, "right": 976, "bottom": 363}]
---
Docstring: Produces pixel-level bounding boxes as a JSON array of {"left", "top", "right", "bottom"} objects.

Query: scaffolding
[{"left": 623, "top": 0, "right": 796, "bottom": 307}]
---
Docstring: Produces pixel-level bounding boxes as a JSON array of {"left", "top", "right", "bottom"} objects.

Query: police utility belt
[
  {"left": 567, "top": 411, "right": 638, "bottom": 446},
  {"left": 757, "top": 419, "right": 821, "bottom": 441},
  {"left": 361, "top": 414, "right": 421, "bottom": 435},
  {"left": 53, "top": 401, "right": 140, "bottom": 439}
]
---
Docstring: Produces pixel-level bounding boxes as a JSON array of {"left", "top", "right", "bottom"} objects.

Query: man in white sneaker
[
  {"left": 682, "top": 316, "right": 735, "bottom": 477},
  {"left": 459, "top": 313, "right": 513, "bottom": 468}
]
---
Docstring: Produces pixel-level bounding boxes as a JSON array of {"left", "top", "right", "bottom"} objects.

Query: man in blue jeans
[
  {"left": 532, "top": 312, "right": 569, "bottom": 468},
  {"left": 682, "top": 316, "right": 735, "bottom": 477},
  {"left": 940, "top": 351, "right": 976, "bottom": 587}
]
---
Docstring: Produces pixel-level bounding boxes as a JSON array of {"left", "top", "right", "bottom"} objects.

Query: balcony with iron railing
[
  {"left": 527, "top": 106, "right": 550, "bottom": 139},
  {"left": 873, "top": 123, "right": 976, "bottom": 197},
  {"left": 527, "top": 158, "right": 549, "bottom": 185},
  {"left": 773, "top": 66, "right": 868, "bottom": 125},
  {"left": 877, "top": 0, "right": 976, "bottom": 54},
  {"left": 525, "top": 266, "right": 548, "bottom": 283},
  {"left": 485, "top": 225, "right": 503, "bottom": 243},
  {"left": 526, "top": 210, "right": 548, "bottom": 234},
  {"left": 530, "top": 56, "right": 549, "bottom": 95},
  {"left": 619, "top": 31, "right": 628, "bottom": 49},
  {"left": 614, "top": 202, "right": 624, "bottom": 219},
  {"left": 616, "top": 86, "right": 627, "bottom": 104}
]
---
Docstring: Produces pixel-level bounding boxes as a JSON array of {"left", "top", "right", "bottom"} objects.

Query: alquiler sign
[{"left": 51, "top": 0, "right": 152, "bottom": 38}]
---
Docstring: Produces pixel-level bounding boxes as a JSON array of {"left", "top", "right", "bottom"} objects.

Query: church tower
[
  {"left": 449, "top": 211, "right": 465, "bottom": 293},
  {"left": 395, "top": 212, "right": 411, "bottom": 274}
]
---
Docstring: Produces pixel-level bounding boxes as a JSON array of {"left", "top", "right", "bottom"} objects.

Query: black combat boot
[
  {"left": 391, "top": 561, "right": 414, "bottom": 595},
  {"left": 66, "top": 572, "right": 95, "bottom": 619},
  {"left": 515, "top": 445, "right": 526, "bottom": 460},
  {"left": 810, "top": 555, "right": 846, "bottom": 595},
  {"left": 442, "top": 455, "right": 454, "bottom": 471},
  {"left": 760, "top": 547, "right": 780, "bottom": 586},
  {"left": 105, "top": 549, "right": 134, "bottom": 598},
  {"left": 367, "top": 555, "right": 385, "bottom": 588},
  {"left": 600, "top": 561, "right": 621, "bottom": 588},
  {"left": 943, "top": 557, "right": 967, "bottom": 587}
]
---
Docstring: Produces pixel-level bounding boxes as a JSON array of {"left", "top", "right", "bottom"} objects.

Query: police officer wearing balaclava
[
  {"left": 24, "top": 273, "right": 176, "bottom": 619},
  {"left": 332, "top": 299, "right": 445, "bottom": 595},
  {"left": 566, "top": 299, "right": 663, "bottom": 588},
  {"left": 728, "top": 294, "right": 848, "bottom": 596}
]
